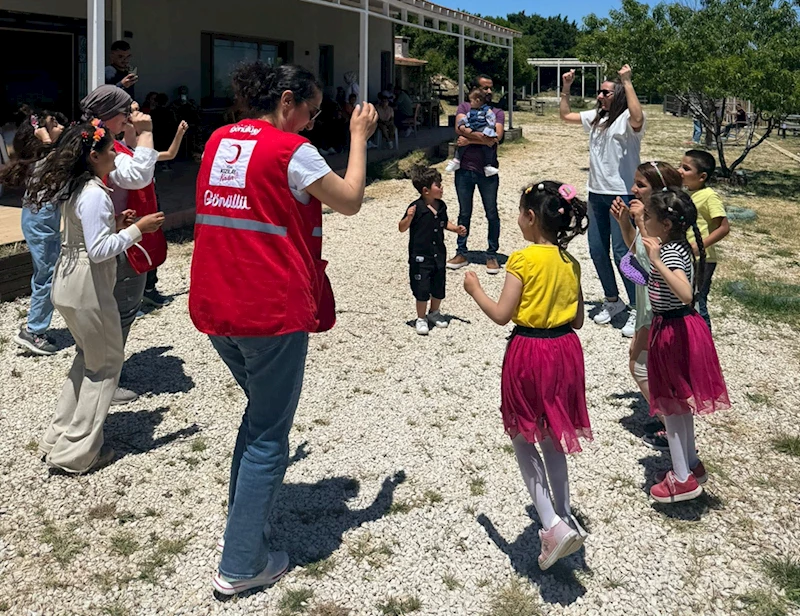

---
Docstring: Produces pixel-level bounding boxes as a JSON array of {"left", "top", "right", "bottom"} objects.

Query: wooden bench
[{"left": 778, "top": 114, "right": 800, "bottom": 138}]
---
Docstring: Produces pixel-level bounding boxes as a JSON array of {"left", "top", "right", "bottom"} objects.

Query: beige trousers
[{"left": 40, "top": 249, "right": 124, "bottom": 473}]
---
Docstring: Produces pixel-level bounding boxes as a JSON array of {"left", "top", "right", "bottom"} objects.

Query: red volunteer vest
[
  {"left": 107, "top": 141, "right": 167, "bottom": 274},
  {"left": 189, "top": 119, "right": 335, "bottom": 337}
]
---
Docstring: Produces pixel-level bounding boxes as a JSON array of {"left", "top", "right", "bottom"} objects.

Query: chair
[{"left": 401, "top": 104, "right": 422, "bottom": 138}]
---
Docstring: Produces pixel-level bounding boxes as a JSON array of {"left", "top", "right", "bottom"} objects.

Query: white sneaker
[
  {"left": 621, "top": 309, "right": 637, "bottom": 338},
  {"left": 367, "top": 141, "right": 377, "bottom": 150},
  {"left": 483, "top": 165, "right": 499, "bottom": 177},
  {"left": 217, "top": 537, "right": 225, "bottom": 553},
  {"left": 427, "top": 311, "right": 448, "bottom": 328},
  {"left": 415, "top": 318, "right": 429, "bottom": 336},
  {"left": 388, "top": 142, "right": 394, "bottom": 149},
  {"left": 403, "top": 128, "right": 413, "bottom": 138},
  {"left": 593, "top": 299, "right": 627, "bottom": 325},
  {"left": 212, "top": 551, "right": 289, "bottom": 596},
  {"left": 445, "top": 159, "right": 461, "bottom": 173}
]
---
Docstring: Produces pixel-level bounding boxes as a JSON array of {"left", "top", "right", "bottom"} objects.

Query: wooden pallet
[{"left": 0, "top": 251, "right": 33, "bottom": 302}]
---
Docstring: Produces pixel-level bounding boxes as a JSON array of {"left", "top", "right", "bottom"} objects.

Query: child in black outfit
[{"left": 399, "top": 166, "right": 466, "bottom": 335}]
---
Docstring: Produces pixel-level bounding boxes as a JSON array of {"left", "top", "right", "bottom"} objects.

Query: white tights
[
  {"left": 662, "top": 414, "right": 699, "bottom": 481},
  {"left": 511, "top": 434, "right": 571, "bottom": 531}
]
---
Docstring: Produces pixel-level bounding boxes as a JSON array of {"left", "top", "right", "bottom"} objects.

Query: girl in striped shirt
[{"left": 641, "top": 189, "right": 730, "bottom": 503}]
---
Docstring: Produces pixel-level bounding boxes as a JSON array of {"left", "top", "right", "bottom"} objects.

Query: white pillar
[
  {"left": 359, "top": 9, "right": 369, "bottom": 101},
  {"left": 507, "top": 38, "right": 513, "bottom": 129},
  {"left": 113, "top": 0, "right": 122, "bottom": 42},
  {"left": 537, "top": 67, "right": 540, "bottom": 94},
  {"left": 596, "top": 66, "right": 599, "bottom": 91},
  {"left": 458, "top": 34, "right": 465, "bottom": 104},
  {"left": 581, "top": 68, "right": 585, "bottom": 99},
  {"left": 556, "top": 59, "right": 561, "bottom": 98},
  {"left": 88, "top": 0, "right": 105, "bottom": 92}
]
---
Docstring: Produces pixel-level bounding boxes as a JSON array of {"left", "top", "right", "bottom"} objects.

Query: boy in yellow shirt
[{"left": 679, "top": 150, "right": 731, "bottom": 333}]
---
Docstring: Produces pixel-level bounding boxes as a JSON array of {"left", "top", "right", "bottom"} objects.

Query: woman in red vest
[
  {"left": 191, "top": 61, "right": 376, "bottom": 596},
  {"left": 80, "top": 85, "right": 163, "bottom": 406}
]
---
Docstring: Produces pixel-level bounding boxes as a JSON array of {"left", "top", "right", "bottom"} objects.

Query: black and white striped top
[{"left": 647, "top": 241, "right": 694, "bottom": 313}]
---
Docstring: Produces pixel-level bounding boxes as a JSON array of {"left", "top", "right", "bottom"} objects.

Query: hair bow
[
  {"left": 558, "top": 184, "right": 577, "bottom": 202},
  {"left": 30, "top": 115, "right": 40, "bottom": 130}
]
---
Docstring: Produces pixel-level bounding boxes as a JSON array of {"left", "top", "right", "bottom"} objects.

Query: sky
[{"left": 449, "top": 0, "right": 620, "bottom": 24}]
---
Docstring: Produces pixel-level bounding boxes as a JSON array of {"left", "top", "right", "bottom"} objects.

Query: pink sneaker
[
  {"left": 538, "top": 519, "right": 579, "bottom": 570},
  {"left": 655, "top": 461, "right": 707, "bottom": 485},
  {"left": 650, "top": 471, "right": 703, "bottom": 503}
]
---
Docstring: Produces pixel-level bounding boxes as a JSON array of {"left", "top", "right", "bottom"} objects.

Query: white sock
[
  {"left": 512, "top": 434, "right": 558, "bottom": 531},
  {"left": 663, "top": 414, "right": 691, "bottom": 482}
]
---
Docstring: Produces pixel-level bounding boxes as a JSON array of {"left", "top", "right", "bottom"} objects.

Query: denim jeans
[
  {"left": 692, "top": 119, "right": 703, "bottom": 143},
  {"left": 455, "top": 170, "right": 500, "bottom": 257},
  {"left": 21, "top": 205, "right": 61, "bottom": 334},
  {"left": 696, "top": 262, "right": 717, "bottom": 333},
  {"left": 587, "top": 193, "right": 636, "bottom": 308},
  {"left": 210, "top": 331, "right": 309, "bottom": 579}
]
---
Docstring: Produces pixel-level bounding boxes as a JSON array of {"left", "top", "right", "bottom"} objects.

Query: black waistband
[
  {"left": 510, "top": 323, "right": 573, "bottom": 339},
  {"left": 655, "top": 306, "right": 694, "bottom": 319}
]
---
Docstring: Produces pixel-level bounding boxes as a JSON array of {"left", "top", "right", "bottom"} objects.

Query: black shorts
[{"left": 409, "top": 255, "right": 446, "bottom": 302}]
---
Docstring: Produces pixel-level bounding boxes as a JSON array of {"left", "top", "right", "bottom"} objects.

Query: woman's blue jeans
[
  {"left": 210, "top": 331, "right": 309, "bottom": 579},
  {"left": 587, "top": 193, "right": 636, "bottom": 308},
  {"left": 21, "top": 205, "right": 61, "bottom": 334}
]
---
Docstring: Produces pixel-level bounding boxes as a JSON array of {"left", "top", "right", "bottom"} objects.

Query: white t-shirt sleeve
[
  {"left": 580, "top": 110, "right": 597, "bottom": 134},
  {"left": 626, "top": 109, "right": 646, "bottom": 138},
  {"left": 287, "top": 143, "right": 332, "bottom": 204},
  {"left": 76, "top": 184, "right": 142, "bottom": 263}
]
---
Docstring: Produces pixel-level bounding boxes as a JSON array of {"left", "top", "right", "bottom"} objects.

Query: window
[
  {"left": 319, "top": 45, "right": 334, "bottom": 88},
  {"left": 201, "top": 33, "right": 290, "bottom": 106}
]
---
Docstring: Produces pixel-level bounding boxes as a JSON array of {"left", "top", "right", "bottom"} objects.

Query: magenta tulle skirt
[
  {"left": 648, "top": 309, "right": 731, "bottom": 416},
  {"left": 501, "top": 328, "right": 592, "bottom": 454}
]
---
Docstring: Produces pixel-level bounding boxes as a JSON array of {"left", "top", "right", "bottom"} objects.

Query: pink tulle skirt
[
  {"left": 648, "top": 310, "right": 731, "bottom": 416},
  {"left": 501, "top": 330, "right": 592, "bottom": 454}
]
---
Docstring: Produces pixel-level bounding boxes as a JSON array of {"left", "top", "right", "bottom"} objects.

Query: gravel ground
[{"left": 1, "top": 113, "right": 799, "bottom": 616}]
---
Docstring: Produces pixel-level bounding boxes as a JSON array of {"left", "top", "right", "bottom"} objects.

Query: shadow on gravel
[
  {"left": 122, "top": 346, "right": 195, "bottom": 396},
  {"left": 105, "top": 406, "right": 200, "bottom": 458},
  {"left": 584, "top": 300, "right": 629, "bottom": 331},
  {"left": 617, "top": 394, "right": 654, "bottom": 437},
  {"left": 269, "top": 470, "right": 407, "bottom": 570},
  {"left": 459, "top": 251, "right": 510, "bottom": 267},
  {"left": 404, "top": 313, "right": 472, "bottom": 328},
  {"left": 477, "top": 510, "right": 588, "bottom": 606},
  {"left": 638, "top": 454, "right": 725, "bottom": 521}
]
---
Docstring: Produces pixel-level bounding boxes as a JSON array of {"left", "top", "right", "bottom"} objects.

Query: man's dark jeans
[{"left": 455, "top": 169, "right": 500, "bottom": 257}]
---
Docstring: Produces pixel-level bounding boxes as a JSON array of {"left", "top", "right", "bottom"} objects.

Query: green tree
[{"left": 577, "top": 0, "right": 800, "bottom": 178}]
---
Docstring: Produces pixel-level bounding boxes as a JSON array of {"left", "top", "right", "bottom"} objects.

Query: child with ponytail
[
  {"left": 641, "top": 189, "right": 730, "bottom": 502},
  {"left": 464, "top": 181, "right": 591, "bottom": 570},
  {"left": 29, "top": 122, "right": 164, "bottom": 474}
]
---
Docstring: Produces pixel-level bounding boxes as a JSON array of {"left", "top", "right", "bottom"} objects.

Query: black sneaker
[
  {"left": 13, "top": 327, "right": 58, "bottom": 356},
  {"left": 642, "top": 430, "right": 670, "bottom": 451},
  {"left": 643, "top": 419, "right": 664, "bottom": 434},
  {"left": 142, "top": 288, "right": 170, "bottom": 307}
]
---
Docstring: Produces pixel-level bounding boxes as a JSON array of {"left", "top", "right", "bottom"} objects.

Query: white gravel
[{"left": 1, "top": 113, "right": 799, "bottom": 616}]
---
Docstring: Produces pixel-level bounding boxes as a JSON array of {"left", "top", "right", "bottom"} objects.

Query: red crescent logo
[{"left": 225, "top": 144, "right": 242, "bottom": 164}]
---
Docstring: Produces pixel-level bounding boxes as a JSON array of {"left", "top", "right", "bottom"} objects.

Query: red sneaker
[
  {"left": 655, "top": 461, "right": 707, "bottom": 485},
  {"left": 650, "top": 470, "right": 703, "bottom": 503}
]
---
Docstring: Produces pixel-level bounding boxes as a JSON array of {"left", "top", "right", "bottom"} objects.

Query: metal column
[
  {"left": 507, "top": 38, "right": 513, "bottom": 129},
  {"left": 87, "top": 0, "right": 105, "bottom": 91},
  {"left": 113, "top": 0, "right": 122, "bottom": 42},
  {"left": 581, "top": 68, "right": 585, "bottom": 98},
  {"left": 458, "top": 34, "right": 465, "bottom": 104},
  {"left": 556, "top": 59, "right": 561, "bottom": 98},
  {"left": 359, "top": 8, "right": 369, "bottom": 101}
]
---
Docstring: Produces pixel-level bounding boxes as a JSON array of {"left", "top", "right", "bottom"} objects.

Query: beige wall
[{"left": 0, "top": 0, "right": 392, "bottom": 101}]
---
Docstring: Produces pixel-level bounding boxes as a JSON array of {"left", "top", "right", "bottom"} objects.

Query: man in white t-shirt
[{"left": 560, "top": 64, "right": 645, "bottom": 338}]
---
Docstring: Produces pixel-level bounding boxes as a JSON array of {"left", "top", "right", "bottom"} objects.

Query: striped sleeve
[{"left": 660, "top": 244, "right": 691, "bottom": 270}]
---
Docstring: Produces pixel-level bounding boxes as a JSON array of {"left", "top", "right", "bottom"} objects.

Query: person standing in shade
[
  {"left": 191, "top": 61, "right": 376, "bottom": 596},
  {"left": 559, "top": 64, "right": 645, "bottom": 337},
  {"left": 394, "top": 86, "right": 414, "bottom": 137},
  {"left": 446, "top": 75, "right": 504, "bottom": 275},
  {"left": 105, "top": 40, "right": 138, "bottom": 99}
]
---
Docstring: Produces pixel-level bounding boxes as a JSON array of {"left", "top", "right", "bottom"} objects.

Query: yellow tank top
[{"left": 505, "top": 244, "right": 581, "bottom": 329}]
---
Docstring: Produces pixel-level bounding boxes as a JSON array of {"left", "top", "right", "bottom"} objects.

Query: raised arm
[
  {"left": 560, "top": 70, "right": 582, "bottom": 124},
  {"left": 306, "top": 103, "right": 378, "bottom": 216},
  {"left": 618, "top": 65, "right": 644, "bottom": 132},
  {"left": 158, "top": 121, "right": 188, "bottom": 162}
]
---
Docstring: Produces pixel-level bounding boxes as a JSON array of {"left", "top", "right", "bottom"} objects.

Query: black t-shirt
[{"left": 403, "top": 198, "right": 448, "bottom": 262}]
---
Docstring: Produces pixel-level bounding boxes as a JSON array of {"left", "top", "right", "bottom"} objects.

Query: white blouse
[{"left": 74, "top": 179, "right": 143, "bottom": 263}]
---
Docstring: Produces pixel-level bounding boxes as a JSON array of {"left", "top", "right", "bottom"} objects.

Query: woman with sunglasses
[
  {"left": 559, "top": 64, "right": 645, "bottom": 338},
  {"left": 191, "top": 61, "right": 377, "bottom": 596},
  {"left": 80, "top": 84, "right": 161, "bottom": 406}
]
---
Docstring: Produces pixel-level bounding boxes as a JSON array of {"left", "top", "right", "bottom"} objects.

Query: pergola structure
[
  {"left": 527, "top": 58, "right": 606, "bottom": 99},
  {"left": 86, "top": 0, "right": 521, "bottom": 128}
]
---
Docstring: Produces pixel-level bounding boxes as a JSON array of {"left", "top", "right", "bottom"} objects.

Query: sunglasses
[
  {"left": 597, "top": 89, "right": 615, "bottom": 97},
  {"left": 307, "top": 103, "right": 322, "bottom": 122}
]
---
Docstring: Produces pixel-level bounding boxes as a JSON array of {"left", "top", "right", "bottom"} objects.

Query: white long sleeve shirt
[
  {"left": 108, "top": 145, "right": 158, "bottom": 214},
  {"left": 75, "top": 179, "right": 143, "bottom": 263}
]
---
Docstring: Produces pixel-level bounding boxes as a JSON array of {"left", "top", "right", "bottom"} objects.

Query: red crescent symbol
[{"left": 225, "top": 144, "right": 242, "bottom": 164}]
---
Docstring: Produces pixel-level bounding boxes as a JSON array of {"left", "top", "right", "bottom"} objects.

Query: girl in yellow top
[{"left": 464, "top": 181, "right": 592, "bottom": 571}]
